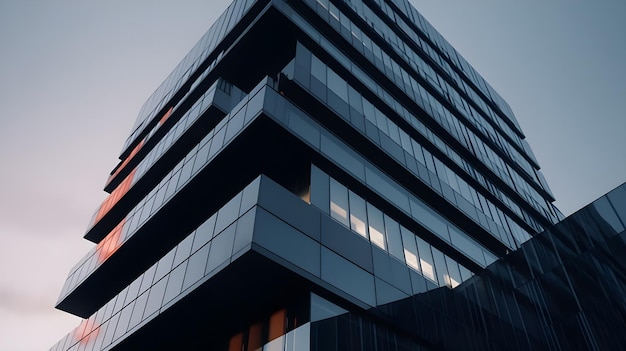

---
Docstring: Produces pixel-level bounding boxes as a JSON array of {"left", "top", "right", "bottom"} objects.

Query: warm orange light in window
[
  {"left": 105, "top": 106, "right": 171, "bottom": 186},
  {"left": 97, "top": 107, "right": 171, "bottom": 227},
  {"left": 268, "top": 309, "right": 286, "bottom": 341},
  {"left": 92, "top": 168, "right": 137, "bottom": 227},
  {"left": 159, "top": 107, "right": 173, "bottom": 125},
  {"left": 228, "top": 332, "right": 244, "bottom": 351},
  {"left": 107, "top": 140, "right": 144, "bottom": 183},
  {"left": 97, "top": 218, "right": 126, "bottom": 263},
  {"left": 73, "top": 317, "right": 100, "bottom": 345},
  {"left": 247, "top": 322, "right": 263, "bottom": 351}
]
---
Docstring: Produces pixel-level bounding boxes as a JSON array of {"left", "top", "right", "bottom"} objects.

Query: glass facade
[
  {"left": 309, "top": 184, "right": 626, "bottom": 350},
  {"left": 50, "top": 0, "right": 622, "bottom": 350}
]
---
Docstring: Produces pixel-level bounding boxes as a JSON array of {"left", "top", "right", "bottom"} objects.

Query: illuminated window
[
  {"left": 400, "top": 226, "right": 419, "bottom": 271},
  {"left": 316, "top": 172, "right": 474, "bottom": 288},
  {"left": 349, "top": 191, "right": 368, "bottom": 238},
  {"left": 247, "top": 322, "right": 263, "bottom": 351},
  {"left": 384, "top": 215, "right": 405, "bottom": 263},
  {"left": 367, "top": 203, "right": 386, "bottom": 250},
  {"left": 416, "top": 237, "right": 436, "bottom": 282},
  {"left": 445, "top": 256, "right": 462, "bottom": 288},
  {"left": 226, "top": 307, "right": 306, "bottom": 351},
  {"left": 330, "top": 179, "right": 349, "bottom": 226},
  {"left": 268, "top": 309, "right": 286, "bottom": 341},
  {"left": 228, "top": 333, "right": 243, "bottom": 351}
]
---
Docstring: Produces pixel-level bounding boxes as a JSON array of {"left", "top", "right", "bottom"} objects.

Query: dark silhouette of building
[{"left": 50, "top": 0, "right": 625, "bottom": 350}]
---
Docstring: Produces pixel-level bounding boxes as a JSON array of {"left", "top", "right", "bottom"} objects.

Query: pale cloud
[{"left": 0, "top": 308, "right": 80, "bottom": 351}]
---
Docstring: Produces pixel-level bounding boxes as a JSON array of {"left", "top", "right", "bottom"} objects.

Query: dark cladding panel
[{"left": 252, "top": 208, "right": 321, "bottom": 277}]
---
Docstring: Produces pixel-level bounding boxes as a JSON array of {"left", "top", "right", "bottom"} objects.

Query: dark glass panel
[
  {"left": 192, "top": 214, "right": 217, "bottom": 254},
  {"left": 205, "top": 223, "right": 236, "bottom": 275},
  {"left": 330, "top": 178, "right": 349, "bottom": 227},
  {"left": 321, "top": 248, "right": 376, "bottom": 306},
  {"left": 154, "top": 249, "right": 176, "bottom": 282},
  {"left": 173, "top": 233, "right": 194, "bottom": 268},
  {"left": 162, "top": 262, "right": 187, "bottom": 306},
  {"left": 142, "top": 277, "right": 167, "bottom": 319},
  {"left": 348, "top": 191, "right": 368, "bottom": 238},
  {"left": 384, "top": 215, "right": 404, "bottom": 263},
  {"left": 310, "top": 165, "right": 330, "bottom": 215}
]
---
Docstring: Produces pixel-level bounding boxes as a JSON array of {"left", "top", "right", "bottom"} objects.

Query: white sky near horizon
[{"left": 0, "top": 0, "right": 624, "bottom": 350}]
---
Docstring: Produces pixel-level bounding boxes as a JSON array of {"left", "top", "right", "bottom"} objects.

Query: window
[
  {"left": 384, "top": 215, "right": 404, "bottom": 263},
  {"left": 313, "top": 169, "right": 475, "bottom": 288},
  {"left": 367, "top": 203, "right": 385, "bottom": 249},
  {"left": 400, "top": 226, "right": 419, "bottom": 271},
  {"left": 416, "top": 236, "right": 436, "bottom": 282},
  {"left": 349, "top": 191, "right": 368, "bottom": 238},
  {"left": 330, "top": 178, "right": 349, "bottom": 226},
  {"left": 311, "top": 55, "right": 326, "bottom": 84},
  {"left": 327, "top": 68, "right": 348, "bottom": 102}
]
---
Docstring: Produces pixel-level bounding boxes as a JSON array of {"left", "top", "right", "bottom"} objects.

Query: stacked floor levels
[{"left": 48, "top": 0, "right": 624, "bottom": 350}]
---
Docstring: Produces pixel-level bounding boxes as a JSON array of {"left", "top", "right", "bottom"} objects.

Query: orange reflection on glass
[
  {"left": 97, "top": 218, "right": 126, "bottom": 263},
  {"left": 105, "top": 106, "right": 171, "bottom": 186},
  {"left": 73, "top": 317, "right": 100, "bottom": 345},
  {"left": 159, "top": 107, "right": 173, "bottom": 125},
  {"left": 92, "top": 168, "right": 137, "bottom": 227},
  {"left": 107, "top": 140, "right": 144, "bottom": 184}
]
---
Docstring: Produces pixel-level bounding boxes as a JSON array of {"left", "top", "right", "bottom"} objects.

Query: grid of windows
[
  {"left": 291, "top": 9, "right": 557, "bottom": 230},
  {"left": 313, "top": 166, "right": 477, "bottom": 285},
  {"left": 123, "top": 0, "right": 260, "bottom": 154},
  {"left": 58, "top": 84, "right": 267, "bottom": 302},
  {"left": 382, "top": 0, "right": 522, "bottom": 133},
  {"left": 307, "top": 51, "right": 535, "bottom": 245},
  {"left": 303, "top": 0, "right": 558, "bottom": 224},
  {"left": 51, "top": 183, "right": 260, "bottom": 351},
  {"left": 50, "top": 0, "right": 583, "bottom": 349}
]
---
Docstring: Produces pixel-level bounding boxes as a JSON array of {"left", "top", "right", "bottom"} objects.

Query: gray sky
[{"left": 0, "top": 0, "right": 623, "bottom": 350}]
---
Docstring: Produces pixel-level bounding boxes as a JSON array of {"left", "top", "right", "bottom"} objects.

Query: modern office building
[{"left": 49, "top": 0, "right": 624, "bottom": 350}]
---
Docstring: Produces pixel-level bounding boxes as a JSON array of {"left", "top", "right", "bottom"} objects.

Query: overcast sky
[{"left": 0, "top": 0, "right": 624, "bottom": 350}]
